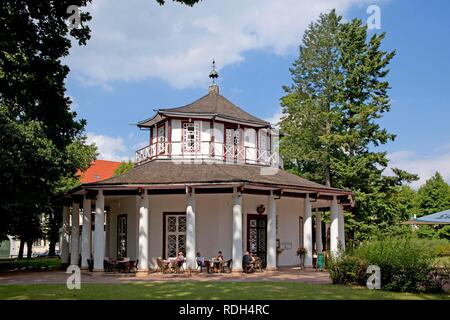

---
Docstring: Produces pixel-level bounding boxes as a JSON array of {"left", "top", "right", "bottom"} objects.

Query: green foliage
[
  {"left": 329, "top": 237, "right": 450, "bottom": 293},
  {"left": 416, "top": 172, "right": 450, "bottom": 214},
  {"left": 114, "top": 161, "right": 135, "bottom": 176},
  {"left": 0, "top": 1, "right": 94, "bottom": 248},
  {"left": 327, "top": 255, "right": 368, "bottom": 286},
  {"left": 280, "top": 10, "right": 420, "bottom": 244},
  {"left": 414, "top": 173, "right": 450, "bottom": 240},
  {"left": 0, "top": 258, "right": 60, "bottom": 273}
]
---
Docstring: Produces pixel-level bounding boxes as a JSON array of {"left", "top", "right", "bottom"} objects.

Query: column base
[
  {"left": 60, "top": 263, "right": 70, "bottom": 270},
  {"left": 136, "top": 269, "right": 149, "bottom": 276},
  {"left": 231, "top": 268, "right": 243, "bottom": 273},
  {"left": 93, "top": 268, "right": 104, "bottom": 272}
]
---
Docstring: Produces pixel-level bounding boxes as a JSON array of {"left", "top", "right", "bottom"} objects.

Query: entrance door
[
  {"left": 117, "top": 215, "right": 127, "bottom": 259},
  {"left": 164, "top": 213, "right": 186, "bottom": 258},
  {"left": 247, "top": 214, "right": 267, "bottom": 268}
]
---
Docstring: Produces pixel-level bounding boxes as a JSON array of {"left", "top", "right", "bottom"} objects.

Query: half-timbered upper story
[{"left": 134, "top": 84, "right": 280, "bottom": 167}]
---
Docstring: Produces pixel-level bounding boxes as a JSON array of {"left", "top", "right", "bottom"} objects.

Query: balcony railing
[{"left": 134, "top": 141, "right": 281, "bottom": 167}]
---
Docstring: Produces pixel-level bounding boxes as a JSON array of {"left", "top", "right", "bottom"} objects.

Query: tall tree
[
  {"left": 280, "top": 10, "right": 416, "bottom": 244},
  {"left": 0, "top": 1, "right": 93, "bottom": 247},
  {"left": 281, "top": 11, "right": 342, "bottom": 186},
  {"left": 1, "top": 0, "right": 204, "bottom": 246},
  {"left": 114, "top": 161, "right": 135, "bottom": 176},
  {"left": 414, "top": 172, "right": 450, "bottom": 240}
]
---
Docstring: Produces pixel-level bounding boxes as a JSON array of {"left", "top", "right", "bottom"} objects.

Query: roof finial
[{"left": 209, "top": 60, "right": 219, "bottom": 84}]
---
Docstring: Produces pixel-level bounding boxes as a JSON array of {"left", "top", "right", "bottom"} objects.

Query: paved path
[{"left": 0, "top": 267, "right": 331, "bottom": 285}]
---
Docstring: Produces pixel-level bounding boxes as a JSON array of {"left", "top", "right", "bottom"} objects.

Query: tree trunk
[
  {"left": 324, "top": 166, "right": 332, "bottom": 187},
  {"left": 18, "top": 239, "right": 25, "bottom": 259},
  {"left": 26, "top": 240, "right": 33, "bottom": 258},
  {"left": 48, "top": 241, "right": 56, "bottom": 256}
]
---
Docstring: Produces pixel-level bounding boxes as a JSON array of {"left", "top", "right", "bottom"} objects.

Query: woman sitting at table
[
  {"left": 213, "top": 251, "right": 224, "bottom": 272},
  {"left": 176, "top": 251, "right": 185, "bottom": 268}
]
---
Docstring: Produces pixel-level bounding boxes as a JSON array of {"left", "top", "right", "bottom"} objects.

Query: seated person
[
  {"left": 213, "top": 251, "right": 224, "bottom": 272},
  {"left": 176, "top": 251, "right": 185, "bottom": 268},
  {"left": 242, "top": 251, "right": 255, "bottom": 271},
  {"left": 216, "top": 251, "right": 224, "bottom": 261},
  {"left": 196, "top": 252, "right": 205, "bottom": 267}
]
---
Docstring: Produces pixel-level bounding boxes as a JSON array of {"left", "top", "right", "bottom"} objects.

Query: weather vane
[{"left": 209, "top": 60, "right": 219, "bottom": 84}]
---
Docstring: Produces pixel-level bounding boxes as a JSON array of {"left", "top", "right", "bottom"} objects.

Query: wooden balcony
[{"left": 135, "top": 141, "right": 281, "bottom": 167}]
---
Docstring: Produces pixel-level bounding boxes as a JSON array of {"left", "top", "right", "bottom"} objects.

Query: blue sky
[{"left": 66, "top": 0, "right": 450, "bottom": 186}]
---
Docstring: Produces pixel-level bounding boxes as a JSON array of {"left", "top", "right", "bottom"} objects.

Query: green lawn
[{"left": 0, "top": 282, "right": 448, "bottom": 300}]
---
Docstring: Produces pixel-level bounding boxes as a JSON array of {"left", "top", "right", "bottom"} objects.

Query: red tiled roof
[{"left": 77, "top": 160, "right": 121, "bottom": 184}]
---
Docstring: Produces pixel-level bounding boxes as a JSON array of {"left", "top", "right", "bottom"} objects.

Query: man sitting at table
[
  {"left": 243, "top": 251, "right": 255, "bottom": 272},
  {"left": 196, "top": 252, "right": 205, "bottom": 271}
]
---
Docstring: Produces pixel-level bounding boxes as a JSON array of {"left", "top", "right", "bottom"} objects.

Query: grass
[
  {"left": 0, "top": 282, "right": 449, "bottom": 300},
  {"left": 0, "top": 257, "right": 60, "bottom": 272}
]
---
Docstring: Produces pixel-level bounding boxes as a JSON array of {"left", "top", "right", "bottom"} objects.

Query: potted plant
[{"left": 296, "top": 247, "right": 307, "bottom": 269}]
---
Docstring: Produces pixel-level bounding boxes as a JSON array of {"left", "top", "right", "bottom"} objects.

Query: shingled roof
[
  {"left": 82, "top": 160, "right": 350, "bottom": 195},
  {"left": 137, "top": 85, "right": 271, "bottom": 128}
]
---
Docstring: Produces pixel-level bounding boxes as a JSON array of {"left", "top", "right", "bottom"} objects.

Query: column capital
[{"left": 186, "top": 186, "right": 195, "bottom": 195}]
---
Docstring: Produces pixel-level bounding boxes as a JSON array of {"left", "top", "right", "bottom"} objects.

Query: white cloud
[
  {"left": 265, "top": 106, "right": 283, "bottom": 127},
  {"left": 86, "top": 132, "right": 130, "bottom": 161},
  {"left": 67, "top": 0, "right": 367, "bottom": 89},
  {"left": 387, "top": 150, "right": 450, "bottom": 188}
]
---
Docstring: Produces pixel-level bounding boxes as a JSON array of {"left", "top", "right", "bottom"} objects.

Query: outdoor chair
[
  {"left": 221, "top": 259, "right": 232, "bottom": 273},
  {"left": 156, "top": 258, "right": 170, "bottom": 274},
  {"left": 253, "top": 257, "right": 263, "bottom": 272},
  {"left": 104, "top": 259, "right": 116, "bottom": 272},
  {"left": 87, "top": 258, "right": 94, "bottom": 272}
]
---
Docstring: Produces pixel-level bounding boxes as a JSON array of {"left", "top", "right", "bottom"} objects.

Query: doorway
[
  {"left": 117, "top": 215, "right": 127, "bottom": 259},
  {"left": 247, "top": 214, "right": 267, "bottom": 268}
]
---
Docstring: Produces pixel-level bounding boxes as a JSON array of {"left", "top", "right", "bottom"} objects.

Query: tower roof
[{"left": 137, "top": 87, "right": 270, "bottom": 128}]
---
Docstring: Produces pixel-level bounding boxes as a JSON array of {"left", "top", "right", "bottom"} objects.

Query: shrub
[
  {"left": 352, "top": 237, "right": 435, "bottom": 292},
  {"left": 0, "top": 257, "right": 60, "bottom": 272},
  {"left": 327, "top": 255, "right": 368, "bottom": 286},
  {"left": 328, "top": 237, "right": 450, "bottom": 293}
]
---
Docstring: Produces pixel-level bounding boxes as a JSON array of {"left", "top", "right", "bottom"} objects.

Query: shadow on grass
[{"left": 0, "top": 282, "right": 449, "bottom": 300}]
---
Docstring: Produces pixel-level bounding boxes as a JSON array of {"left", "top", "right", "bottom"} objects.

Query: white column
[
  {"left": 186, "top": 188, "right": 196, "bottom": 270},
  {"left": 266, "top": 191, "right": 277, "bottom": 270},
  {"left": 330, "top": 196, "right": 339, "bottom": 256},
  {"left": 105, "top": 210, "right": 111, "bottom": 258},
  {"left": 315, "top": 207, "right": 323, "bottom": 253},
  {"left": 70, "top": 202, "right": 80, "bottom": 266},
  {"left": 303, "top": 195, "right": 313, "bottom": 267},
  {"left": 138, "top": 192, "right": 149, "bottom": 271},
  {"left": 338, "top": 205, "right": 346, "bottom": 252},
  {"left": 81, "top": 197, "right": 91, "bottom": 269},
  {"left": 93, "top": 190, "right": 105, "bottom": 271},
  {"left": 231, "top": 188, "right": 243, "bottom": 272},
  {"left": 61, "top": 206, "right": 70, "bottom": 265}
]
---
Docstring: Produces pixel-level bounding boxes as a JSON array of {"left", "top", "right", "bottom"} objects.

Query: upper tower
[{"left": 135, "top": 62, "right": 279, "bottom": 167}]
